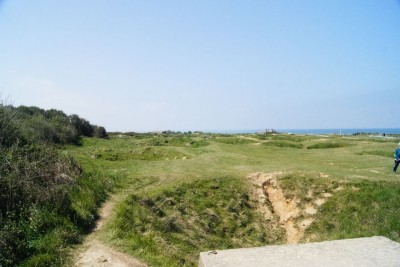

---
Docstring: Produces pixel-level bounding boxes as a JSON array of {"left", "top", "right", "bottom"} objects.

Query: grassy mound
[
  {"left": 214, "top": 137, "right": 256, "bottom": 145},
  {"left": 308, "top": 180, "right": 400, "bottom": 242},
  {"left": 93, "top": 147, "right": 188, "bottom": 161},
  {"left": 263, "top": 141, "right": 303, "bottom": 149},
  {"left": 307, "top": 142, "right": 351, "bottom": 149},
  {"left": 107, "top": 177, "right": 284, "bottom": 266}
]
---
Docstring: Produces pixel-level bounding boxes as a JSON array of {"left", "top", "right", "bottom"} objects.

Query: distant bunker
[{"left": 199, "top": 236, "right": 400, "bottom": 267}]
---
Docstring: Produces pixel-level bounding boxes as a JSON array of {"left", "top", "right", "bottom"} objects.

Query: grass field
[{"left": 66, "top": 132, "right": 400, "bottom": 266}]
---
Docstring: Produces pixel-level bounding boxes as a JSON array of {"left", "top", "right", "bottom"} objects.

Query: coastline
[{"left": 208, "top": 128, "right": 400, "bottom": 135}]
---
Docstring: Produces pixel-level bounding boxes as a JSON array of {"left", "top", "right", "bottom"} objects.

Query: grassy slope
[{"left": 66, "top": 133, "right": 400, "bottom": 266}]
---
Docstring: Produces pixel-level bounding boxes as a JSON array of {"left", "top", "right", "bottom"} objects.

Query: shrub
[
  {"left": 0, "top": 102, "right": 114, "bottom": 266},
  {"left": 69, "top": 114, "right": 94, "bottom": 137},
  {"left": 93, "top": 126, "right": 108, "bottom": 139}
]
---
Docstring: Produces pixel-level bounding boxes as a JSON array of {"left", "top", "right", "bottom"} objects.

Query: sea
[{"left": 211, "top": 128, "right": 400, "bottom": 135}]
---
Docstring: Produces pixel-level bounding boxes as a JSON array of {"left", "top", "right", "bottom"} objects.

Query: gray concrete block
[{"left": 199, "top": 236, "right": 400, "bottom": 267}]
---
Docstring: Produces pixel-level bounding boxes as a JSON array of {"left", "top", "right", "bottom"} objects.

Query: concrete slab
[{"left": 199, "top": 236, "right": 400, "bottom": 267}]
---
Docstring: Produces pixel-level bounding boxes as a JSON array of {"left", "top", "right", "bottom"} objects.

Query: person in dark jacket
[{"left": 393, "top": 143, "right": 400, "bottom": 173}]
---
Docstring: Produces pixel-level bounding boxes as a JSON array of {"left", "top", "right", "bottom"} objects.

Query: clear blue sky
[{"left": 1, "top": 1, "right": 399, "bottom": 132}]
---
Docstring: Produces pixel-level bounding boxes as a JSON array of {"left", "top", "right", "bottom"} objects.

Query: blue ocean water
[
  {"left": 278, "top": 128, "right": 400, "bottom": 135},
  {"left": 212, "top": 128, "right": 400, "bottom": 135}
]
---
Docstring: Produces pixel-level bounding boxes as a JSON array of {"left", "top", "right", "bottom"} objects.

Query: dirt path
[
  {"left": 72, "top": 195, "right": 148, "bottom": 267},
  {"left": 248, "top": 172, "right": 334, "bottom": 244}
]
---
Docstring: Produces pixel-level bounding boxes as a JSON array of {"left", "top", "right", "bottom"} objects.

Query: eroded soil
[{"left": 248, "top": 172, "right": 334, "bottom": 244}]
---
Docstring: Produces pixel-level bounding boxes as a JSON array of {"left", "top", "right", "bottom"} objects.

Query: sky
[{"left": 0, "top": 1, "right": 399, "bottom": 132}]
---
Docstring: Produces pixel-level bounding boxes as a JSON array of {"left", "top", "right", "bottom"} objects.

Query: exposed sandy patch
[
  {"left": 314, "top": 198, "right": 326, "bottom": 206},
  {"left": 248, "top": 172, "right": 335, "bottom": 244},
  {"left": 319, "top": 172, "right": 329, "bottom": 178},
  {"left": 300, "top": 218, "right": 314, "bottom": 228},
  {"left": 305, "top": 204, "right": 317, "bottom": 215},
  {"left": 263, "top": 179, "right": 300, "bottom": 224},
  {"left": 74, "top": 240, "right": 147, "bottom": 267},
  {"left": 322, "top": 192, "right": 332, "bottom": 198},
  {"left": 95, "top": 201, "right": 114, "bottom": 231},
  {"left": 369, "top": 170, "right": 379, "bottom": 173},
  {"left": 73, "top": 195, "right": 148, "bottom": 267},
  {"left": 249, "top": 172, "right": 282, "bottom": 220},
  {"left": 285, "top": 220, "right": 301, "bottom": 244},
  {"left": 240, "top": 136, "right": 261, "bottom": 142},
  {"left": 334, "top": 186, "right": 344, "bottom": 191}
]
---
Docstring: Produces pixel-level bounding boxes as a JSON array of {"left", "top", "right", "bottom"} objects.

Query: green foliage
[
  {"left": 93, "top": 126, "right": 108, "bottom": 139},
  {"left": 0, "top": 102, "right": 116, "bottom": 266},
  {"left": 0, "top": 104, "right": 20, "bottom": 147},
  {"left": 69, "top": 171, "right": 122, "bottom": 228},
  {"left": 110, "top": 177, "right": 283, "bottom": 266},
  {"left": 307, "top": 142, "right": 351, "bottom": 149},
  {"left": 69, "top": 114, "right": 94, "bottom": 138},
  {"left": 15, "top": 105, "right": 108, "bottom": 145},
  {"left": 0, "top": 144, "right": 81, "bottom": 216}
]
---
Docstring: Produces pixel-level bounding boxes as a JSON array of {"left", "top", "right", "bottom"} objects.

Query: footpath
[{"left": 72, "top": 195, "right": 148, "bottom": 267}]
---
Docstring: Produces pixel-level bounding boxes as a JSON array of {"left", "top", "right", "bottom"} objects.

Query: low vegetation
[
  {"left": 3, "top": 101, "right": 400, "bottom": 266},
  {"left": 214, "top": 136, "right": 256, "bottom": 145},
  {"left": 0, "top": 102, "right": 114, "bottom": 266},
  {"left": 357, "top": 150, "right": 393, "bottom": 158},
  {"left": 308, "top": 180, "right": 400, "bottom": 242},
  {"left": 263, "top": 140, "right": 303, "bottom": 148},
  {"left": 107, "top": 177, "right": 282, "bottom": 266},
  {"left": 306, "top": 142, "right": 351, "bottom": 149}
]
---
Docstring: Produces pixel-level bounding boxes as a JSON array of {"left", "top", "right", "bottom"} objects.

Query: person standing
[{"left": 393, "top": 143, "right": 400, "bottom": 173}]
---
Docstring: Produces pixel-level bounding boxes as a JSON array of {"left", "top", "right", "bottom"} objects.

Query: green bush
[
  {"left": 93, "top": 126, "right": 108, "bottom": 139},
  {"left": 0, "top": 103, "right": 116, "bottom": 266}
]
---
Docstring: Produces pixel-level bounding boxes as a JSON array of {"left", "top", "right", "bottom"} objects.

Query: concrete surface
[{"left": 199, "top": 236, "right": 400, "bottom": 267}]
